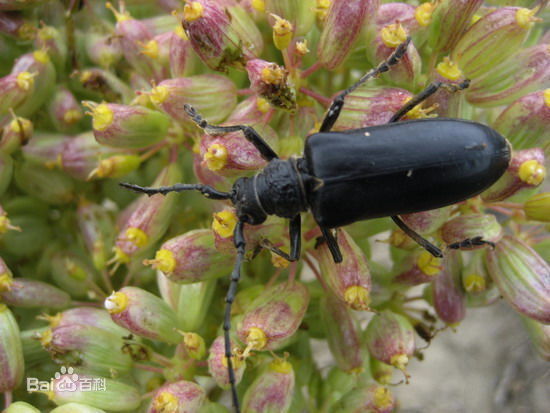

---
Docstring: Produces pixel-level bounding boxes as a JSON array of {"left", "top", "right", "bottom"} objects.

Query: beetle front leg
[
  {"left": 184, "top": 104, "right": 279, "bottom": 161},
  {"left": 319, "top": 37, "right": 411, "bottom": 132},
  {"left": 119, "top": 182, "right": 231, "bottom": 200},
  {"left": 389, "top": 79, "right": 470, "bottom": 123},
  {"left": 224, "top": 220, "right": 246, "bottom": 413},
  {"left": 261, "top": 214, "right": 301, "bottom": 262},
  {"left": 391, "top": 216, "right": 443, "bottom": 258}
]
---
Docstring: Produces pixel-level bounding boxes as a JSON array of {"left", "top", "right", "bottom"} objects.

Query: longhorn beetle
[{"left": 121, "top": 37, "right": 511, "bottom": 412}]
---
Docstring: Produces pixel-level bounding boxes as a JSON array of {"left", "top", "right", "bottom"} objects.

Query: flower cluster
[{"left": 0, "top": 0, "right": 548, "bottom": 412}]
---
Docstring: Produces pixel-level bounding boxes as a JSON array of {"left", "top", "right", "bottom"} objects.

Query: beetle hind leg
[
  {"left": 391, "top": 216, "right": 443, "bottom": 258},
  {"left": 319, "top": 36, "right": 411, "bottom": 133}
]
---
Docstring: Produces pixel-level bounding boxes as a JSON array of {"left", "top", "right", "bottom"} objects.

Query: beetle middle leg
[
  {"left": 184, "top": 104, "right": 279, "bottom": 161},
  {"left": 261, "top": 214, "right": 302, "bottom": 262},
  {"left": 319, "top": 36, "right": 411, "bottom": 133}
]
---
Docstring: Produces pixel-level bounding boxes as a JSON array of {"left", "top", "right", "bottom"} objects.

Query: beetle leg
[
  {"left": 391, "top": 216, "right": 443, "bottom": 258},
  {"left": 447, "top": 236, "right": 495, "bottom": 250},
  {"left": 119, "top": 182, "right": 231, "bottom": 200},
  {"left": 224, "top": 220, "right": 246, "bottom": 413},
  {"left": 319, "top": 36, "right": 411, "bottom": 132},
  {"left": 260, "top": 214, "right": 302, "bottom": 262},
  {"left": 320, "top": 227, "right": 343, "bottom": 263},
  {"left": 184, "top": 104, "right": 279, "bottom": 161},
  {"left": 389, "top": 79, "right": 470, "bottom": 123}
]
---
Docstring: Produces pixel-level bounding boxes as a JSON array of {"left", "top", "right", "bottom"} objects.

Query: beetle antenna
[
  {"left": 224, "top": 220, "right": 246, "bottom": 413},
  {"left": 119, "top": 182, "right": 232, "bottom": 200}
]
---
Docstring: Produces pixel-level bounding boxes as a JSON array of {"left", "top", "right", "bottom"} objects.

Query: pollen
[
  {"left": 150, "top": 85, "right": 169, "bottom": 105},
  {"left": 380, "top": 24, "right": 408, "bottom": 48},
  {"left": 269, "top": 357, "right": 293, "bottom": 374},
  {"left": 63, "top": 109, "right": 83, "bottom": 124},
  {"left": 105, "top": 2, "right": 131, "bottom": 22},
  {"left": 87, "top": 102, "right": 114, "bottom": 132},
  {"left": 463, "top": 273, "right": 486, "bottom": 293},
  {"left": 271, "top": 14, "right": 293, "bottom": 51},
  {"left": 252, "top": 0, "right": 265, "bottom": 13},
  {"left": 0, "top": 272, "right": 13, "bottom": 292},
  {"left": 104, "top": 291, "right": 129, "bottom": 314},
  {"left": 415, "top": 2, "right": 434, "bottom": 27},
  {"left": 9, "top": 116, "right": 31, "bottom": 134},
  {"left": 38, "top": 328, "right": 53, "bottom": 347},
  {"left": 261, "top": 65, "right": 285, "bottom": 85},
  {"left": 183, "top": 2, "right": 204, "bottom": 22},
  {"left": 174, "top": 25, "right": 188, "bottom": 40},
  {"left": 417, "top": 251, "right": 442, "bottom": 276},
  {"left": 515, "top": 8, "right": 539, "bottom": 30},
  {"left": 256, "top": 97, "right": 271, "bottom": 113},
  {"left": 402, "top": 97, "right": 438, "bottom": 119},
  {"left": 88, "top": 158, "right": 114, "bottom": 180},
  {"left": 112, "top": 246, "right": 131, "bottom": 264},
  {"left": 544, "top": 89, "right": 550, "bottom": 107},
  {"left": 125, "top": 227, "right": 149, "bottom": 248},
  {"left": 246, "top": 327, "right": 268, "bottom": 350},
  {"left": 373, "top": 386, "right": 393, "bottom": 409},
  {"left": 344, "top": 286, "right": 371, "bottom": 310},
  {"left": 295, "top": 40, "right": 310, "bottom": 56},
  {"left": 152, "top": 392, "right": 178, "bottom": 412},
  {"left": 33, "top": 50, "right": 50, "bottom": 64},
  {"left": 436, "top": 57, "right": 463, "bottom": 81},
  {"left": 518, "top": 160, "right": 546, "bottom": 186},
  {"left": 271, "top": 250, "right": 290, "bottom": 268},
  {"left": 212, "top": 210, "right": 238, "bottom": 239},
  {"left": 143, "top": 249, "right": 177, "bottom": 274},
  {"left": 16, "top": 71, "right": 36, "bottom": 91},
  {"left": 0, "top": 215, "right": 20, "bottom": 234},
  {"left": 140, "top": 39, "right": 159, "bottom": 59},
  {"left": 390, "top": 353, "right": 409, "bottom": 370},
  {"left": 204, "top": 143, "right": 228, "bottom": 171},
  {"left": 37, "top": 26, "right": 55, "bottom": 41}
]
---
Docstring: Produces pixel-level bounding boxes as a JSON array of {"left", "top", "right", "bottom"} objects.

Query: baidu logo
[{"left": 27, "top": 366, "right": 106, "bottom": 393}]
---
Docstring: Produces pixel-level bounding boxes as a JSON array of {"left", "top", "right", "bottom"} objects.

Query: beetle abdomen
[{"left": 304, "top": 119, "right": 510, "bottom": 228}]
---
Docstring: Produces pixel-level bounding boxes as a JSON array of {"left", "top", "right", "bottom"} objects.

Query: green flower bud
[
  {"left": 0, "top": 115, "right": 33, "bottom": 155},
  {"left": 246, "top": 59, "right": 296, "bottom": 111},
  {"left": 320, "top": 293, "right": 363, "bottom": 372},
  {"left": 265, "top": 0, "right": 316, "bottom": 36},
  {"left": 493, "top": 89, "right": 550, "bottom": 153},
  {"left": 486, "top": 235, "right": 550, "bottom": 323},
  {"left": 50, "top": 249, "right": 99, "bottom": 299},
  {"left": 401, "top": 207, "right": 452, "bottom": 235},
  {"left": 0, "top": 71, "right": 36, "bottom": 117},
  {"left": 364, "top": 310, "right": 415, "bottom": 372},
  {"left": 242, "top": 358, "right": 295, "bottom": 413},
  {"left": 441, "top": 213, "right": 502, "bottom": 248},
  {"left": 40, "top": 323, "right": 134, "bottom": 376},
  {"left": 332, "top": 384, "right": 395, "bottom": 413},
  {"left": 114, "top": 162, "right": 181, "bottom": 261},
  {"left": 0, "top": 278, "right": 71, "bottom": 309},
  {"left": 73, "top": 68, "right": 133, "bottom": 103},
  {"left": 34, "top": 25, "right": 67, "bottom": 74},
  {"left": 149, "top": 75, "right": 237, "bottom": 125},
  {"left": 14, "top": 160, "right": 74, "bottom": 204},
  {"left": 4, "top": 401, "right": 41, "bottom": 413},
  {"left": 105, "top": 286, "right": 181, "bottom": 344},
  {"left": 146, "top": 230, "right": 233, "bottom": 283},
  {"left": 0, "top": 304, "right": 24, "bottom": 392},
  {"left": 86, "top": 101, "right": 171, "bottom": 149},
  {"left": 318, "top": 0, "right": 379, "bottom": 69},
  {"left": 48, "top": 87, "right": 83, "bottom": 133},
  {"left": 46, "top": 374, "right": 141, "bottom": 412},
  {"left": 461, "top": 250, "right": 493, "bottom": 297},
  {"left": 0, "top": 214, "right": 52, "bottom": 258},
  {"left": 88, "top": 154, "right": 142, "bottom": 181},
  {"left": 433, "top": 251, "right": 466, "bottom": 325},
  {"left": 148, "top": 380, "right": 206, "bottom": 412},
  {"left": 370, "top": 357, "right": 394, "bottom": 385},
  {"left": 524, "top": 192, "right": 550, "bottom": 222},
  {"left": 452, "top": 7, "right": 540, "bottom": 79},
  {"left": 208, "top": 335, "right": 246, "bottom": 389},
  {"left": 481, "top": 148, "right": 546, "bottom": 202},
  {"left": 467, "top": 44, "right": 550, "bottom": 107},
  {"left": 0, "top": 151, "right": 13, "bottom": 198},
  {"left": 10, "top": 50, "right": 55, "bottom": 118},
  {"left": 237, "top": 281, "right": 309, "bottom": 352},
  {"left": 226, "top": 3, "right": 264, "bottom": 56},
  {"left": 175, "top": 280, "right": 217, "bottom": 332},
  {"left": 85, "top": 32, "right": 123, "bottom": 69},
  {"left": 394, "top": 250, "right": 443, "bottom": 286},
  {"left": 316, "top": 229, "right": 372, "bottom": 311},
  {"left": 50, "top": 403, "right": 106, "bottom": 413},
  {"left": 20, "top": 327, "right": 50, "bottom": 368},
  {"left": 521, "top": 315, "right": 550, "bottom": 361}
]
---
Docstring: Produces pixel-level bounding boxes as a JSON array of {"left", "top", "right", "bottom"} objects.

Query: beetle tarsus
[
  {"left": 119, "top": 182, "right": 231, "bottom": 200},
  {"left": 447, "top": 236, "right": 495, "bottom": 251}
]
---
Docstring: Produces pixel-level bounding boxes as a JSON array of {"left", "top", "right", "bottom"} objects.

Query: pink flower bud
[
  {"left": 0, "top": 71, "right": 36, "bottom": 116},
  {"left": 0, "top": 114, "right": 33, "bottom": 155},
  {"left": 237, "top": 281, "right": 309, "bottom": 351},
  {"left": 481, "top": 148, "right": 546, "bottom": 202},
  {"left": 33, "top": 25, "right": 67, "bottom": 73},
  {"left": 48, "top": 86, "right": 83, "bottom": 132},
  {"left": 242, "top": 358, "right": 295, "bottom": 413},
  {"left": 320, "top": 293, "right": 363, "bottom": 372},
  {"left": 486, "top": 236, "right": 550, "bottom": 323},
  {"left": 105, "top": 286, "right": 181, "bottom": 344},
  {"left": 169, "top": 25, "right": 193, "bottom": 78},
  {"left": 246, "top": 58, "right": 296, "bottom": 111},
  {"left": 333, "top": 384, "right": 396, "bottom": 413},
  {"left": 400, "top": 207, "right": 452, "bottom": 235},
  {"left": 148, "top": 380, "right": 206, "bottom": 412},
  {"left": 441, "top": 213, "right": 503, "bottom": 248},
  {"left": 364, "top": 310, "right": 415, "bottom": 372},
  {"left": 208, "top": 335, "right": 246, "bottom": 389},
  {"left": 318, "top": 0, "right": 379, "bottom": 69},
  {"left": 493, "top": 90, "right": 550, "bottom": 152},
  {"left": 316, "top": 229, "right": 372, "bottom": 310},
  {"left": 433, "top": 251, "right": 466, "bottom": 325},
  {"left": 145, "top": 229, "right": 233, "bottom": 283},
  {"left": 0, "top": 278, "right": 71, "bottom": 309},
  {"left": 85, "top": 32, "right": 123, "bottom": 69},
  {"left": 376, "top": 3, "right": 419, "bottom": 33}
]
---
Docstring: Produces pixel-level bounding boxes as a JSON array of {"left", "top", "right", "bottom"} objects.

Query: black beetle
[{"left": 121, "top": 37, "right": 511, "bottom": 412}]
